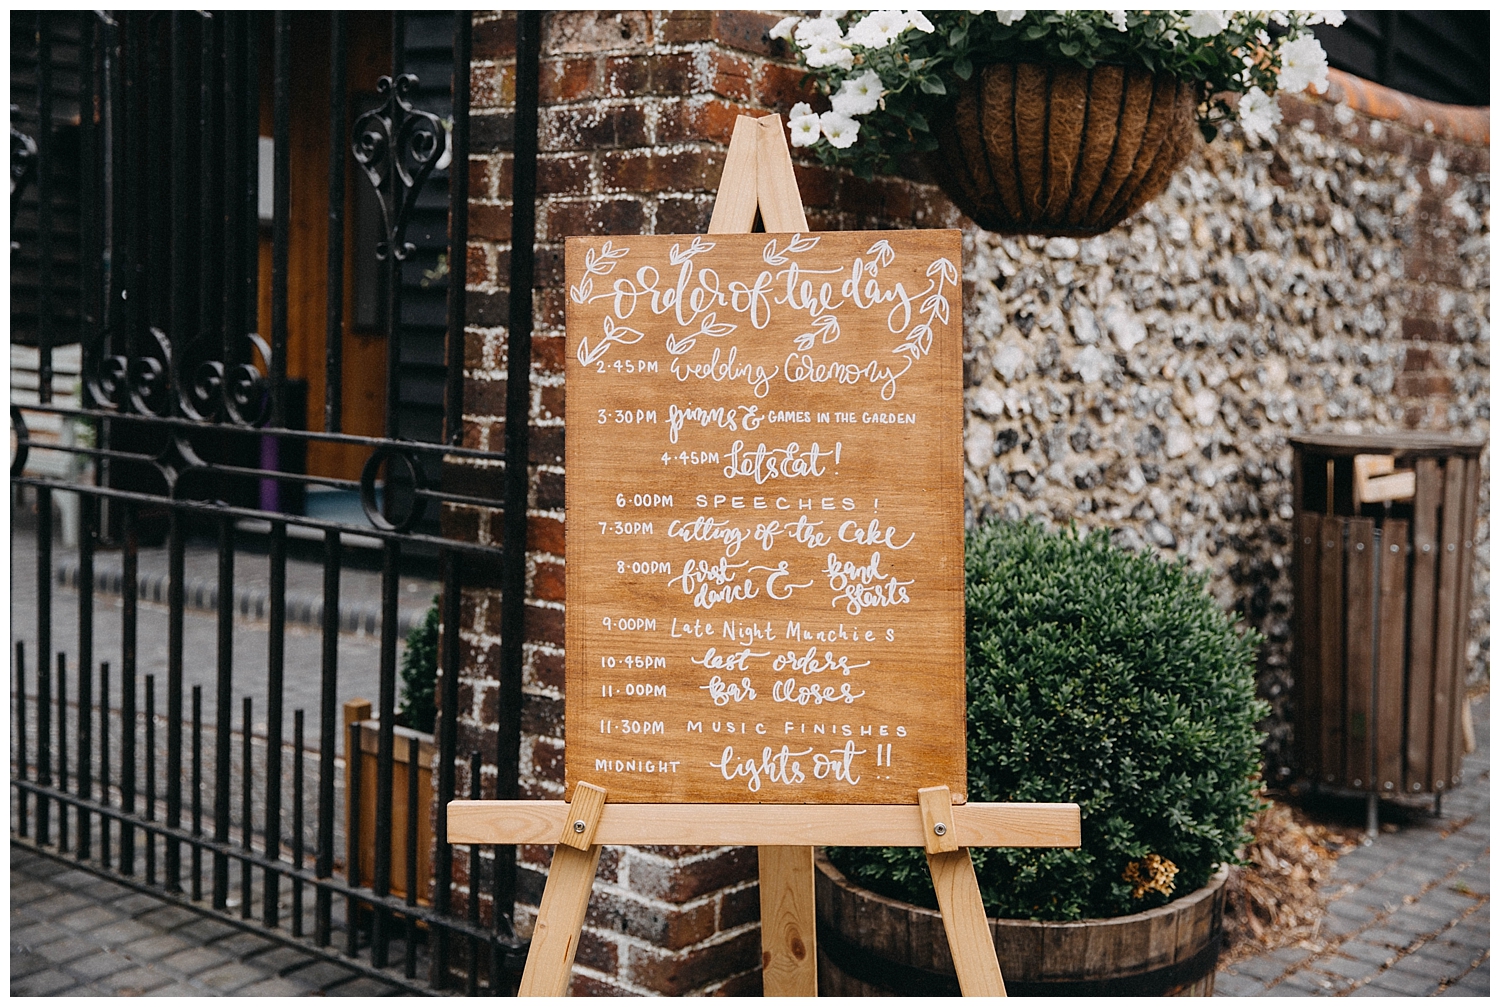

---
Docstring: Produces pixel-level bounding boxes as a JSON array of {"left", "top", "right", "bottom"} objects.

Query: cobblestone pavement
[
  {"left": 11, "top": 522, "right": 393, "bottom": 738},
  {"left": 1217, "top": 697, "right": 1490, "bottom": 997},
  {"left": 10, "top": 845, "right": 401, "bottom": 996}
]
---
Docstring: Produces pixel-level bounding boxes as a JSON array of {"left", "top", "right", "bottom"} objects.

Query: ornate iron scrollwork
[
  {"left": 10, "top": 118, "right": 36, "bottom": 208},
  {"left": 10, "top": 404, "right": 30, "bottom": 478},
  {"left": 85, "top": 325, "right": 174, "bottom": 418},
  {"left": 359, "top": 444, "right": 429, "bottom": 533},
  {"left": 150, "top": 433, "right": 210, "bottom": 497},
  {"left": 11, "top": 112, "right": 37, "bottom": 235},
  {"left": 80, "top": 324, "right": 274, "bottom": 428},
  {"left": 175, "top": 331, "right": 275, "bottom": 427},
  {"left": 351, "top": 73, "right": 449, "bottom": 262}
]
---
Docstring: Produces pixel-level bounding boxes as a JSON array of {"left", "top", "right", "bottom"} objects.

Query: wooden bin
[
  {"left": 343, "top": 699, "right": 435, "bottom": 903},
  {"left": 1290, "top": 433, "right": 1485, "bottom": 797}
]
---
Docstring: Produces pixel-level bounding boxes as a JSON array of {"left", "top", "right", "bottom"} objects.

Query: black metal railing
[{"left": 11, "top": 10, "right": 541, "bottom": 994}]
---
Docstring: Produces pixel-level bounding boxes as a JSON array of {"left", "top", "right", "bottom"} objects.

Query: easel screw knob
[
  {"left": 933, "top": 823, "right": 947, "bottom": 836},
  {"left": 573, "top": 820, "right": 587, "bottom": 833}
]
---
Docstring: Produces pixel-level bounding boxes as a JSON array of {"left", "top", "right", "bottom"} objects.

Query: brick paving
[
  {"left": 9, "top": 844, "right": 400, "bottom": 996},
  {"left": 1217, "top": 697, "right": 1490, "bottom": 997}
]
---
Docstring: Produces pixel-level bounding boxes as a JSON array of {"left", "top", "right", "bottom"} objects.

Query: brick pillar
[{"left": 451, "top": 10, "right": 959, "bottom": 994}]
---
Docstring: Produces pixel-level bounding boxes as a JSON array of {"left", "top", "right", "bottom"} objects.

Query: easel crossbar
[{"left": 448, "top": 800, "right": 1080, "bottom": 848}]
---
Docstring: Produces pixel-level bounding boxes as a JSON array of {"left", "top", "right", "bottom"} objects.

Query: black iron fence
[{"left": 11, "top": 11, "right": 541, "bottom": 994}]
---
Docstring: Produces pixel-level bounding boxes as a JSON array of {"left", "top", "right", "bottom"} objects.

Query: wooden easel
[{"left": 447, "top": 114, "right": 1081, "bottom": 997}]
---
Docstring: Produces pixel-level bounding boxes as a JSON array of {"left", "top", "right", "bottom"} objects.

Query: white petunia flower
[
  {"left": 905, "top": 9, "right": 935, "bottom": 33},
  {"left": 1308, "top": 10, "right": 1346, "bottom": 27},
  {"left": 846, "top": 9, "right": 908, "bottom": 49},
  {"left": 1278, "top": 33, "right": 1330, "bottom": 94},
  {"left": 803, "top": 34, "right": 855, "bottom": 69},
  {"left": 794, "top": 16, "right": 844, "bottom": 46},
  {"left": 994, "top": 11, "right": 1026, "bottom": 26},
  {"left": 819, "top": 111, "right": 860, "bottom": 149},
  {"left": 830, "top": 69, "right": 883, "bottom": 117},
  {"left": 1237, "top": 85, "right": 1282, "bottom": 146},
  {"left": 768, "top": 16, "right": 799, "bottom": 42},
  {"left": 788, "top": 109, "right": 822, "bottom": 147},
  {"left": 1184, "top": 10, "right": 1228, "bottom": 38},
  {"left": 1107, "top": 10, "right": 1129, "bottom": 31},
  {"left": 821, "top": 9, "right": 848, "bottom": 19}
]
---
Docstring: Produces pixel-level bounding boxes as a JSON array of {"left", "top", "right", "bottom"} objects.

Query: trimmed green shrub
[
  {"left": 396, "top": 596, "right": 439, "bottom": 734},
  {"left": 829, "top": 518, "right": 1267, "bottom": 920}
]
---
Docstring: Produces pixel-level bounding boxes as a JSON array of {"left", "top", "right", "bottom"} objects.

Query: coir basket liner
[{"left": 931, "top": 62, "right": 1200, "bottom": 237}]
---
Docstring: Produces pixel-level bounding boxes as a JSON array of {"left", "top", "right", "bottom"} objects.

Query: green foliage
[
  {"left": 396, "top": 596, "right": 440, "bottom": 735},
  {"left": 829, "top": 519, "right": 1268, "bottom": 920}
]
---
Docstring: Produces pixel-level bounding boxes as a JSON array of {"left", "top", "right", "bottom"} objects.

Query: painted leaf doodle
[
  {"left": 576, "top": 316, "right": 645, "bottom": 367},
  {"left": 894, "top": 257, "right": 956, "bottom": 363},
  {"left": 569, "top": 240, "right": 631, "bottom": 304},
  {"left": 664, "top": 312, "right": 738, "bottom": 357},
  {"left": 762, "top": 232, "right": 821, "bottom": 266}
]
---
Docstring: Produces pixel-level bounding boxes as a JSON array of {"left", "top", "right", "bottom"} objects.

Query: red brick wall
[
  {"left": 449, "top": 11, "right": 868, "bottom": 993},
  {"left": 449, "top": 12, "right": 1488, "bottom": 994}
]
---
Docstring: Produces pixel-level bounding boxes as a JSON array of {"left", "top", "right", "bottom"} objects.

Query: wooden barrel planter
[
  {"left": 816, "top": 852, "right": 1227, "bottom": 996},
  {"left": 930, "top": 62, "right": 1200, "bottom": 237}
]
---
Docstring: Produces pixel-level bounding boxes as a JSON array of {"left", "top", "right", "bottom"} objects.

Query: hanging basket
[{"left": 930, "top": 62, "right": 1200, "bottom": 237}]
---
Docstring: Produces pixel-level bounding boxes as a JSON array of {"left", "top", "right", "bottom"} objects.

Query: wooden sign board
[{"left": 564, "top": 229, "right": 966, "bottom": 805}]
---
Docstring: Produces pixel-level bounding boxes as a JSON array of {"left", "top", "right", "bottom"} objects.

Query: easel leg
[
  {"left": 928, "top": 848, "right": 1007, "bottom": 997},
  {"left": 518, "top": 841, "right": 604, "bottom": 996},
  {"left": 758, "top": 845, "right": 818, "bottom": 996}
]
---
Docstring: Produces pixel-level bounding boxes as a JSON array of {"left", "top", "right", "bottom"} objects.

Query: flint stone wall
[
  {"left": 958, "top": 75, "right": 1489, "bottom": 775},
  {"left": 450, "top": 11, "right": 1488, "bottom": 995}
]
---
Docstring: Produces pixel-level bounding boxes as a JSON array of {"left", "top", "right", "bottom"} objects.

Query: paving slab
[
  {"left": 1213, "top": 971, "right": 1265, "bottom": 997},
  {"left": 143, "top": 982, "right": 210, "bottom": 997},
  {"left": 197, "top": 961, "right": 273, "bottom": 993},
  {"left": 36, "top": 935, "right": 103, "bottom": 964},
  {"left": 11, "top": 920, "right": 71, "bottom": 949},
  {"left": 118, "top": 932, "right": 194, "bottom": 963},
  {"left": 95, "top": 966, "right": 177, "bottom": 995},
  {"left": 285, "top": 957, "right": 363, "bottom": 988},
  {"left": 210, "top": 930, "right": 279, "bottom": 958},
  {"left": 1367, "top": 969, "right": 1443, "bottom": 996},
  {"left": 324, "top": 975, "right": 403, "bottom": 996},
  {"left": 61, "top": 949, "right": 136, "bottom": 981},
  {"left": 23, "top": 890, "right": 90, "bottom": 919},
  {"left": 240, "top": 976, "right": 320, "bottom": 996},
  {"left": 11, "top": 968, "right": 81, "bottom": 996},
  {"left": 134, "top": 903, "right": 204, "bottom": 931},
  {"left": 159, "top": 945, "right": 232, "bottom": 975},
  {"left": 9, "top": 950, "right": 52, "bottom": 980},
  {"left": 247, "top": 942, "right": 321, "bottom": 974},
  {"left": 56, "top": 904, "right": 124, "bottom": 933}
]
